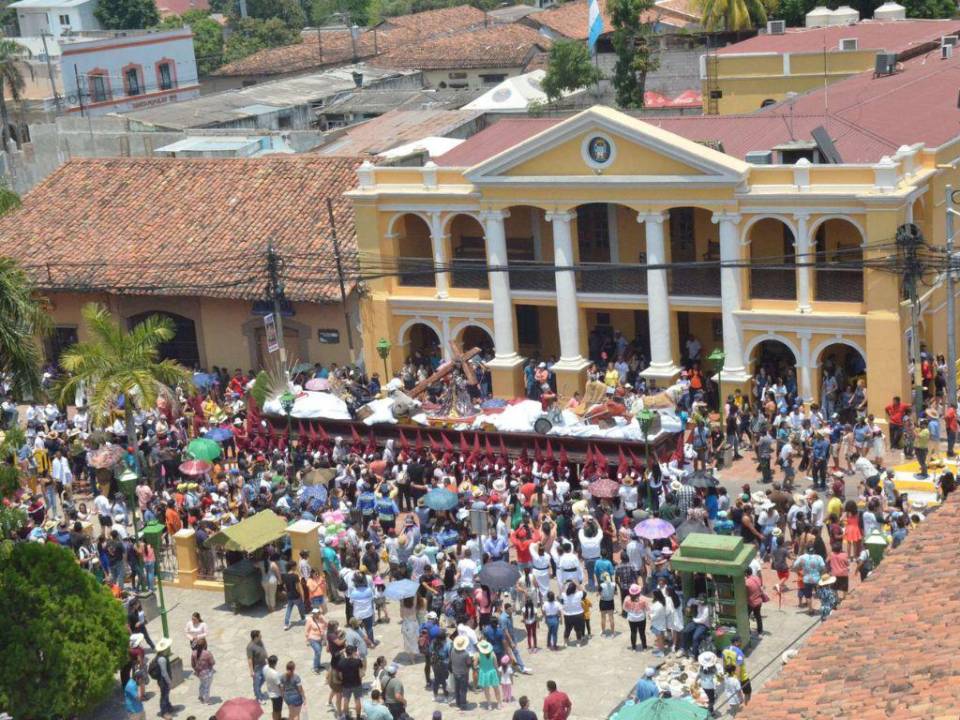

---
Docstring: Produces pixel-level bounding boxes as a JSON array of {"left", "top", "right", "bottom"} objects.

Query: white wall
[
  {"left": 60, "top": 30, "right": 199, "bottom": 116},
  {"left": 14, "top": 0, "right": 101, "bottom": 38}
]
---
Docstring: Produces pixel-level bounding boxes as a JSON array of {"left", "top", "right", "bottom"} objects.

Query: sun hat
[
  {"left": 453, "top": 636, "right": 469, "bottom": 652},
  {"left": 818, "top": 575, "right": 836, "bottom": 586},
  {"left": 155, "top": 638, "right": 172, "bottom": 653},
  {"left": 644, "top": 667, "right": 656, "bottom": 677},
  {"left": 698, "top": 651, "right": 718, "bottom": 669},
  {"left": 477, "top": 640, "right": 493, "bottom": 654},
  {"left": 751, "top": 491, "right": 767, "bottom": 505},
  {"left": 386, "top": 663, "right": 399, "bottom": 675},
  {"left": 311, "top": 607, "right": 322, "bottom": 614},
  {"left": 628, "top": 583, "right": 642, "bottom": 596},
  {"left": 427, "top": 611, "right": 438, "bottom": 620},
  {"left": 670, "top": 479, "right": 683, "bottom": 492},
  {"left": 129, "top": 633, "right": 145, "bottom": 648},
  {"left": 772, "top": 527, "right": 783, "bottom": 537}
]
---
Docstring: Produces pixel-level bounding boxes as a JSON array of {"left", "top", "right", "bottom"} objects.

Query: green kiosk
[{"left": 670, "top": 533, "right": 757, "bottom": 649}]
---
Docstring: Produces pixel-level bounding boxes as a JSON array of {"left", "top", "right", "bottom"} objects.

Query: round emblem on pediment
[{"left": 581, "top": 133, "right": 617, "bottom": 170}]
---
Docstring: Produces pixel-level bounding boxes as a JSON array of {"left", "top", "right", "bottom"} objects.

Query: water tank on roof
[
  {"left": 831, "top": 5, "right": 860, "bottom": 24},
  {"left": 805, "top": 6, "right": 834, "bottom": 27},
  {"left": 874, "top": 1, "right": 906, "bottom": 20}
]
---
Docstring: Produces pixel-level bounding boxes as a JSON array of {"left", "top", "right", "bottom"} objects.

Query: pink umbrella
[
  {"left": 588, "top": 477, "right": 621, "bottom": 499},
  {"left": 179, "top": 459, "right": 213, "bottom": 476},
  {"left": 635, "top": 517, "right": 676, "bottom": 540},
  {"left": 215, "top": 698, "right": 263, "bottom": 720},
  {"left": 305, "top": 378, "right": 329, "bottom": 391}
]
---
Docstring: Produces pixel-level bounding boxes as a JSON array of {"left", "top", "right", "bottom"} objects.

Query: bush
[{"left": 0, "top": 543, "right": 129, "bottom": 718}]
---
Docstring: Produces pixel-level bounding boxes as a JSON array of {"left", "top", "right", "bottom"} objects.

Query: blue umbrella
[
  {"left": 423, "top": 487, "right": 458, "bottom": 511},
  {"left": 204, "top": 427, "right": 234, "bottom": 443},
  {"left": 193, "top": 372, "right": 217, "bottom": 390},
  {"left": 300, "top": 484, "right": 327, "bottom": 506},
  {"left": 384, "top": 579, "right": 419, "bottom": 600}
]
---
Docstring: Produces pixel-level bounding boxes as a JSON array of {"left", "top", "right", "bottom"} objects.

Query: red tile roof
[
  {"left": 528, "top": 0, "right": 695, "bottom": 41},
  {"left": 717, "top": 18, "right": 960, "bottom": 56},
  {"left": 214, "top": 5, "right": 490, "bottom": 77},
  {"left": 370, "top": 23, "right": 549, "bottom": 71},
  {"left": 437, "top": 47, "right": 960, "bottom": 165},
  {"left": 0, "top": 157, "right": 362, "bottom": 302},
  {"left": 741, "top": 495, "right": 960, "bottom": 720}
]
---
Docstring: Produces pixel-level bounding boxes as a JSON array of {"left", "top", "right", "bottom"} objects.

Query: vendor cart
[{"left": 208, "top": 510, "right": 289, "bottom": 612}]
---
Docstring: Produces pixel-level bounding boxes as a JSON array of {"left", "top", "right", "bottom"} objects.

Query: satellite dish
[{"left": 491, "top": 88, "right": 512, "bottom": 103}]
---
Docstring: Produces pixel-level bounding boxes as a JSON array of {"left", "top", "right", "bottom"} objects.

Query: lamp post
[
  {"left": 376, "top": 338, "right": 392, "bottom": 380},
  {"left": 708, "top": 348, "right": 726, "bottom": 418},
  {"left": 637, "top": 408, "right": 654, "bottom": 509}
]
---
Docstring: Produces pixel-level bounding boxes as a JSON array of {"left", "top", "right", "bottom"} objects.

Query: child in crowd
[
  {"left": 522, "top": 598, "right": 539, "bottom": 651},
  {"left": 581, "top": 594, "right": 593, "bottom": 636},
  {"left": 374, "top": 576, "right": 389, "bottom": 623},
  {"left": 499, "top": 656, "right": 514, "bottom": 703}
]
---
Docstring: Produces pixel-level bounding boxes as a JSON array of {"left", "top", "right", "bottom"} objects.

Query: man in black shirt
[
  {"left": 281, "top": 570, "right": 305, "bottom": 629},
  {"left": 336, "top": 644, "right": 365, "bottom": 719},
  {"left": 513, "top": 695, "right": 538, "bottom": 720}
]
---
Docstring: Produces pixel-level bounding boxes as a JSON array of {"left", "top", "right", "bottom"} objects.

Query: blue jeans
[
  {"left": 145, "top": 560, "right": 156, "bottom": 591},
  {"left": 453, "top": 673, "right": 469, "bottom": 708},
  {"left": 111, "top": 559, "right": 126, "bottom": 587},
  {"left": 511, "top": 641, "right": 526, "bottom": 671},
  {"left": 362, "top": 614, "right": 375, "bottom": 644},
  {"left": 309, "top": 639, "right": 324, "bottom": 671},
  {"left": 284, "top": 597, "right": 305, "bottom": 626},
  {"left": 159, "top": 678, "right": 173, "bottom": 714},
  {"left": 252, "top": 665, "right": 266, "bottom": 701},
  {"left": 44, "top": 485, "right": 58, "bottom": 516},
  {"left": 682, "top": 621, "right": 709, "bottom": 656},
  {"left": 545, "top": 615, "right": 560, "bottom": 648},
  {"left": 585, "top": 557, "right": 598, "bottom": 591}
]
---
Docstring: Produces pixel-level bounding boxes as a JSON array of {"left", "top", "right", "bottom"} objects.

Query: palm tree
[
  {"left": 697, "top": 0, "right": 767, "bottom": 31},
  {"left": 0, "top": 257, "right": 51, "bottom": 399},
  {"left": 58, "top": 303, "right": 193, "bottom": 444},
  {"left": 0, "top": 39, "right": 32, "bottom": 150}
]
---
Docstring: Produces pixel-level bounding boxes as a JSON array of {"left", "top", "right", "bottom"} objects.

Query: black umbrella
[
  {"left": 477, "top": 561, "right": 521, "bottom": 591},
  {"left": 686, "top": 471, "right": 719, "bottom": 489}
]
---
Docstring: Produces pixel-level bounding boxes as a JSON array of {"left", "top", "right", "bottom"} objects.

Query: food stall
[{"left": 208, "top": 510, "right": 288, "bottom": 611}]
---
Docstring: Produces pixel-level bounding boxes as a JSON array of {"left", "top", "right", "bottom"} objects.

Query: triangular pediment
[{"left": 464, "top": 106, "right": 748, "bottom": 184}]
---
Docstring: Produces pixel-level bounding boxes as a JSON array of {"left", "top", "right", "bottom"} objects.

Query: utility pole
[
  {"left": 74, "top": 64, "right": 84, "bottom": 117},
  {"left": 897, "top": 222, "right": 925, "bottom": 414},
  {"left": 40, "top": 31, "right": 63, "bottom": 113},
  {"left": 265, "top": 241, "right": 287, "bottom": 365},
  {"left": 947, "top": 185, "right": 959, "bottom": 404},
  {"left": 326, "top": 197, "right": 355, "bottom": 361}
]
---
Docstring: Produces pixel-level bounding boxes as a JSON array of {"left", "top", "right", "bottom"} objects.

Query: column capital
[
  {"left": 479, "top": 209, "right": 510, "bottom": 224},
  {"left": 545, "top": 210, "right": 575, "bottom": 224},
  {"left": 711, "top": 212, "right": 742, "bottom": 225},
  {"left": 793, "top": 211, "right": 812, "bottom": 221},
  {"left": 637, "top": 210, "right": 669, "bottom": 224}
]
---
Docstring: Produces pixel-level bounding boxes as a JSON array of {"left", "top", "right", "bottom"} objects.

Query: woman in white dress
[
  {"left": 664, "top": 585, "right": 684, "bottom": 652},
  {"left": 530, "top": 543, "right": 552, "bottom": 601},
  {"left": 261, "top": 553, "right": 281, "bottom": 611},
  {"left": 400, "top": 597, "right": 420, "bottom": 656}
]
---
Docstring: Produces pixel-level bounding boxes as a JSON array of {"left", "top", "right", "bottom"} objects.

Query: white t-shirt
[
  {"left": 93, "top": 494, "right": 111, "bottom": 517},
  {"left": 561, "top": 591, "right": 584, "bottom": 616},
  {"left": 578, "top": 531, "right": 602, "bottom": 560},
  {"left": 263, "top": 666, "right": 282, "bottom": 698},
  {"left": 618, "top": 484, "right": 639, "bottom": 510},
  {"left": 542, "top": 600, "right": 562, "bottom": 618},
  {"left": 557, "top": 554, "right": 582, "bottom": 585},
  {"left": 809, "top": 499, "right": 825, "bottom": 527},
  {"left": 723, "top": 676, "right": 742, "bottom": 706},
  {"left": 457, "top": 558, "right": 477, "bottom": 585}
]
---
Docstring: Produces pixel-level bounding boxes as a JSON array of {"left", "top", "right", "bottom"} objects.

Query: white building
[
  {"left": 60, "top": 28, "right": 200, "bottom": 116},
  {"left": 11, "top": 0, "right": 101, "bottom": 39}
]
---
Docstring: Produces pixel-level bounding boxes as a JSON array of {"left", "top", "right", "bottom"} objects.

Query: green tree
[
  {"left": 58, "top": 303, "right": 193, "bottom": 446},
  {"left": 0, "top": 542, "right": 129, "bottom": 718},
  {"left": 542, "top": 40, "right": 601, "bottom": 103},
  {"left": 696, "top": 0, "right": 767, "bottom": 30},
  {"left": 95, "top": 0, "right": 159, "bottom": 29},
  {"left": 0, "top": 257, "right": 51, "bottom": 399},
  {"left": 609, "top": 0, "right": 660, "bottom": 109},
  {"left": 242, "top": 0, "right": 307, "bottom": 27},
  {"left": 224, "top": 17, "right": 301, "bottom": 63},
  {"left": 157, "top": 9, "right": 225, "bottom": 75},
  {"left": 901, "top": 0, "right": 954, "bottom": 16},
  {"left": 0, "top": 39, "right": 30, "bottom": 149}
]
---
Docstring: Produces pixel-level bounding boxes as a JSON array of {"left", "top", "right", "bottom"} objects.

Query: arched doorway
[
  {"left": 128, "top": 311, "right": 200, "bottom": 368},
  {"left": 447, "top": 213, "right": 488, "bottom": 289},
  {"left": 816, "top": 341, "right": 866, "bottom": 412},
  {"left": 748, "top": 217, "right": 796, "bottom": 300},
  {"left": 459, "top": 325, "right": 494, "bottom": 354},
  {"left": 403, "top": 321, "right": 442, "bottom": 367},
  {"left": 394, "top": 213, "right": 434, "bottom": 288},
  {"left": 814, "top": 218, "right": 864, "bottom": 302},
  {"left": 750, "top": 338, "right": 798, "bottom": 406}
]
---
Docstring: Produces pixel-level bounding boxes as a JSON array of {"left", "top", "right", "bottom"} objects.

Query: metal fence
[
  {"left": 578, "top": 263, "right": 648, "bottom": 294},
  {"left": 750, "top": 268, "right": 797, "bottom": 300},
  {"left": 670, "top": 268, "right": 721, "bottom": 296},
  {"left": 450, "top": 260, "right": 489, "bottom": 289},
  {"left": 397, "top": 257, "right": 435, "bottom": 287},
  {"left": 509, "top": 261, "right": 556, "bottom": 291},
  {"left": 816, "top": 268, "right": 864, "bottom": 302}
]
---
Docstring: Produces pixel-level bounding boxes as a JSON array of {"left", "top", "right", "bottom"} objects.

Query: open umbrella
[
  {"left": 305, "top": 378, "right": 330, "bottom": 392},
  {"left": 304, "top": 467, "right": 335, "bottom": 486},
  {"left": 686, "top": 471, "right": 719, "bottom": 489},
  {"left": 423, "top": 487, "right": 458, "bottom": 511},
  {"left": 187, "top": 437, "right": 221, "bottom": 461},
  {"left": 179, "top": 459, "right": 213, "bottom": 476},
  {"left": 477, "top": 560, "right": 521, "bottom": 591},
  {"left": 588, "top": 477, "right": 621, "bottom": 499},
  {"left": 204, "top": 427, "right": 234, "bottom": 443},
  {"left": 193, "top": 372, "right": 217, "bottom": 391},
  {"left": 88, "top": 445, "right": 123, "bottom": 469},
  {"left": 384, "top": 578, "right": 420, "bottom": 600},
  {"left": 300, "top": 484, "right": 328, "bottom": 505},
  {"left": 215, "top": 697, "right": 263, "bottom": 720},
  {"left": 612, "top": 697, "right": 710, "bottom": 720},
  {"left": 635, "top": 518, "right": 676, "bottom": 540}
]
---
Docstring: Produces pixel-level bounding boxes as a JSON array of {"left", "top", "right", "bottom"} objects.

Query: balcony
[
  {"left": 669, "top": 268, "right": 721, "bottom": 296},
  {"left": 509, "top": 261, "right": 556, "bottom": 292},
  {"left": 578, "top": 263, "right": 648, "bottom": 294},
  {"left": 751, "top": 268, "right": 797, "bottom": 300},
  {"left": 450, "top": 259, "right": 489, "bottom": 289},
  {"left": 397, "top": 257, "right": 435, "bottom": 287},
  {"left": 816, "top": 268, "right": 863, "bottom": 302}
]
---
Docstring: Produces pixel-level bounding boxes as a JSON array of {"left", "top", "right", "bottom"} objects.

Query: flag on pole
[{"left": 587, "top": 0, "right": 603, "bottom": 53}]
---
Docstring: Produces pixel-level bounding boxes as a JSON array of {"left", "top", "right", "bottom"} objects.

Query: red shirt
[
  {"left": 543, "top": 690, "right": 572, "bottom": 720},
  {"left": 520, "top": 482, "right": 537, "bottom": 508},
  {"left": 947, "top": 406, "right": 959, "bottom": 433},
  {"left": 886, "top": 401, "right": 904, "bottom": 426},
  {"left": 510, "top": 528, "right": 541, "bottom": 564}
]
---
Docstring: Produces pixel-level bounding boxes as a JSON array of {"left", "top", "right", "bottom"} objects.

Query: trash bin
[
  {"left": 865, "top": 530, "right": 889, "bottom": 568},
  {"left": 142, "top": 521, "right": 165, "bottom": 555},
  {"left": 223, "top": 558, "right": 264, "bottom": 611}
]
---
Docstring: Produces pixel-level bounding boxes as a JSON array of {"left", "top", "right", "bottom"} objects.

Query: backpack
[{"left": 148, "top": 657, "right": 162, "bottom": 681}]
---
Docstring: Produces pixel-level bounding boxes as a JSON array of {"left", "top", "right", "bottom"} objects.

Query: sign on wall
[
  {"left": 264, "top": 313, "right": 279, "bottom": 353},
  {"left": 317, "top": 329, "right": 340, "bottom": 344}
]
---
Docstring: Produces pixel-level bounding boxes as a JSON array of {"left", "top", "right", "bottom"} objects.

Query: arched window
[{"left": 128, "top": 311, "right": 200, "bottom": 368}]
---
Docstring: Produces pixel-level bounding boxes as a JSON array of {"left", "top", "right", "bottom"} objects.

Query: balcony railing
[
  {"left": 509, "top": 261, "right": 556, "bottom": 291},
  {"left": 578, "top": 263, "right": 648, "bottom": 294},
  {"left": 816, "top": 268, "right": 863, "bottom": 302},
  {"left": 751, "top": 268, "right": 797, "bottom": 300},
  {"left": 450, "top": 259, "right": 489, "bottom": 289},
  {"left": 397, "top": 257, "right": 435, "bottom": 287},
  {"left": 669, "top": 268, "right": 721, "bottom": 296}
]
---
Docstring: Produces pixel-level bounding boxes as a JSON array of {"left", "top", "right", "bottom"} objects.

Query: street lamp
[
  {"left": 121, "top": 468, "right": 170, "bottom": 637},
  {"left": 637, "top": 408, "right": 654, "bottom": 510},
  {"left": 708, "top": 348, "right": 726, "bottom": 416},
  {"left": 376, "top": 338, "right": 392, "bottom": 380}
]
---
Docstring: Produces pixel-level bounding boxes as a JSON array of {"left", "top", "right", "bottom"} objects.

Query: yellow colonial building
[{"left": 351, "top": 96, "right": 959, "bottom": 418}]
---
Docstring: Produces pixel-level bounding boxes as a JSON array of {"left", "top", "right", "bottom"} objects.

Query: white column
[
  {"left": 441, "top": 315, "right": 452, "bottom": 361},
  {"left": 480, "top": 210, "right": 519, "bottom": 361},
  {"left": 794, "top": 212, "right": 812, "bottom": 313},
  {"left": 546, "top": 210, "right": 588, "bottom": 368},
  {"left": 798, "top": 331, "right": 812, "bottom": 402},
  {"left": 428, "top": 212, "right": 450, "bottom": 299},
  {"left": 638, "top": 211, "right": 679, "bottom": 379},
  {"left": 713, "top": 212, "right": 749, "bottom": 380}
]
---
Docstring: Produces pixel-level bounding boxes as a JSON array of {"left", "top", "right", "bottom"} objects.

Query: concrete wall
[{"left": 15, "top": 1, "right": 102, "bottom": 38}]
